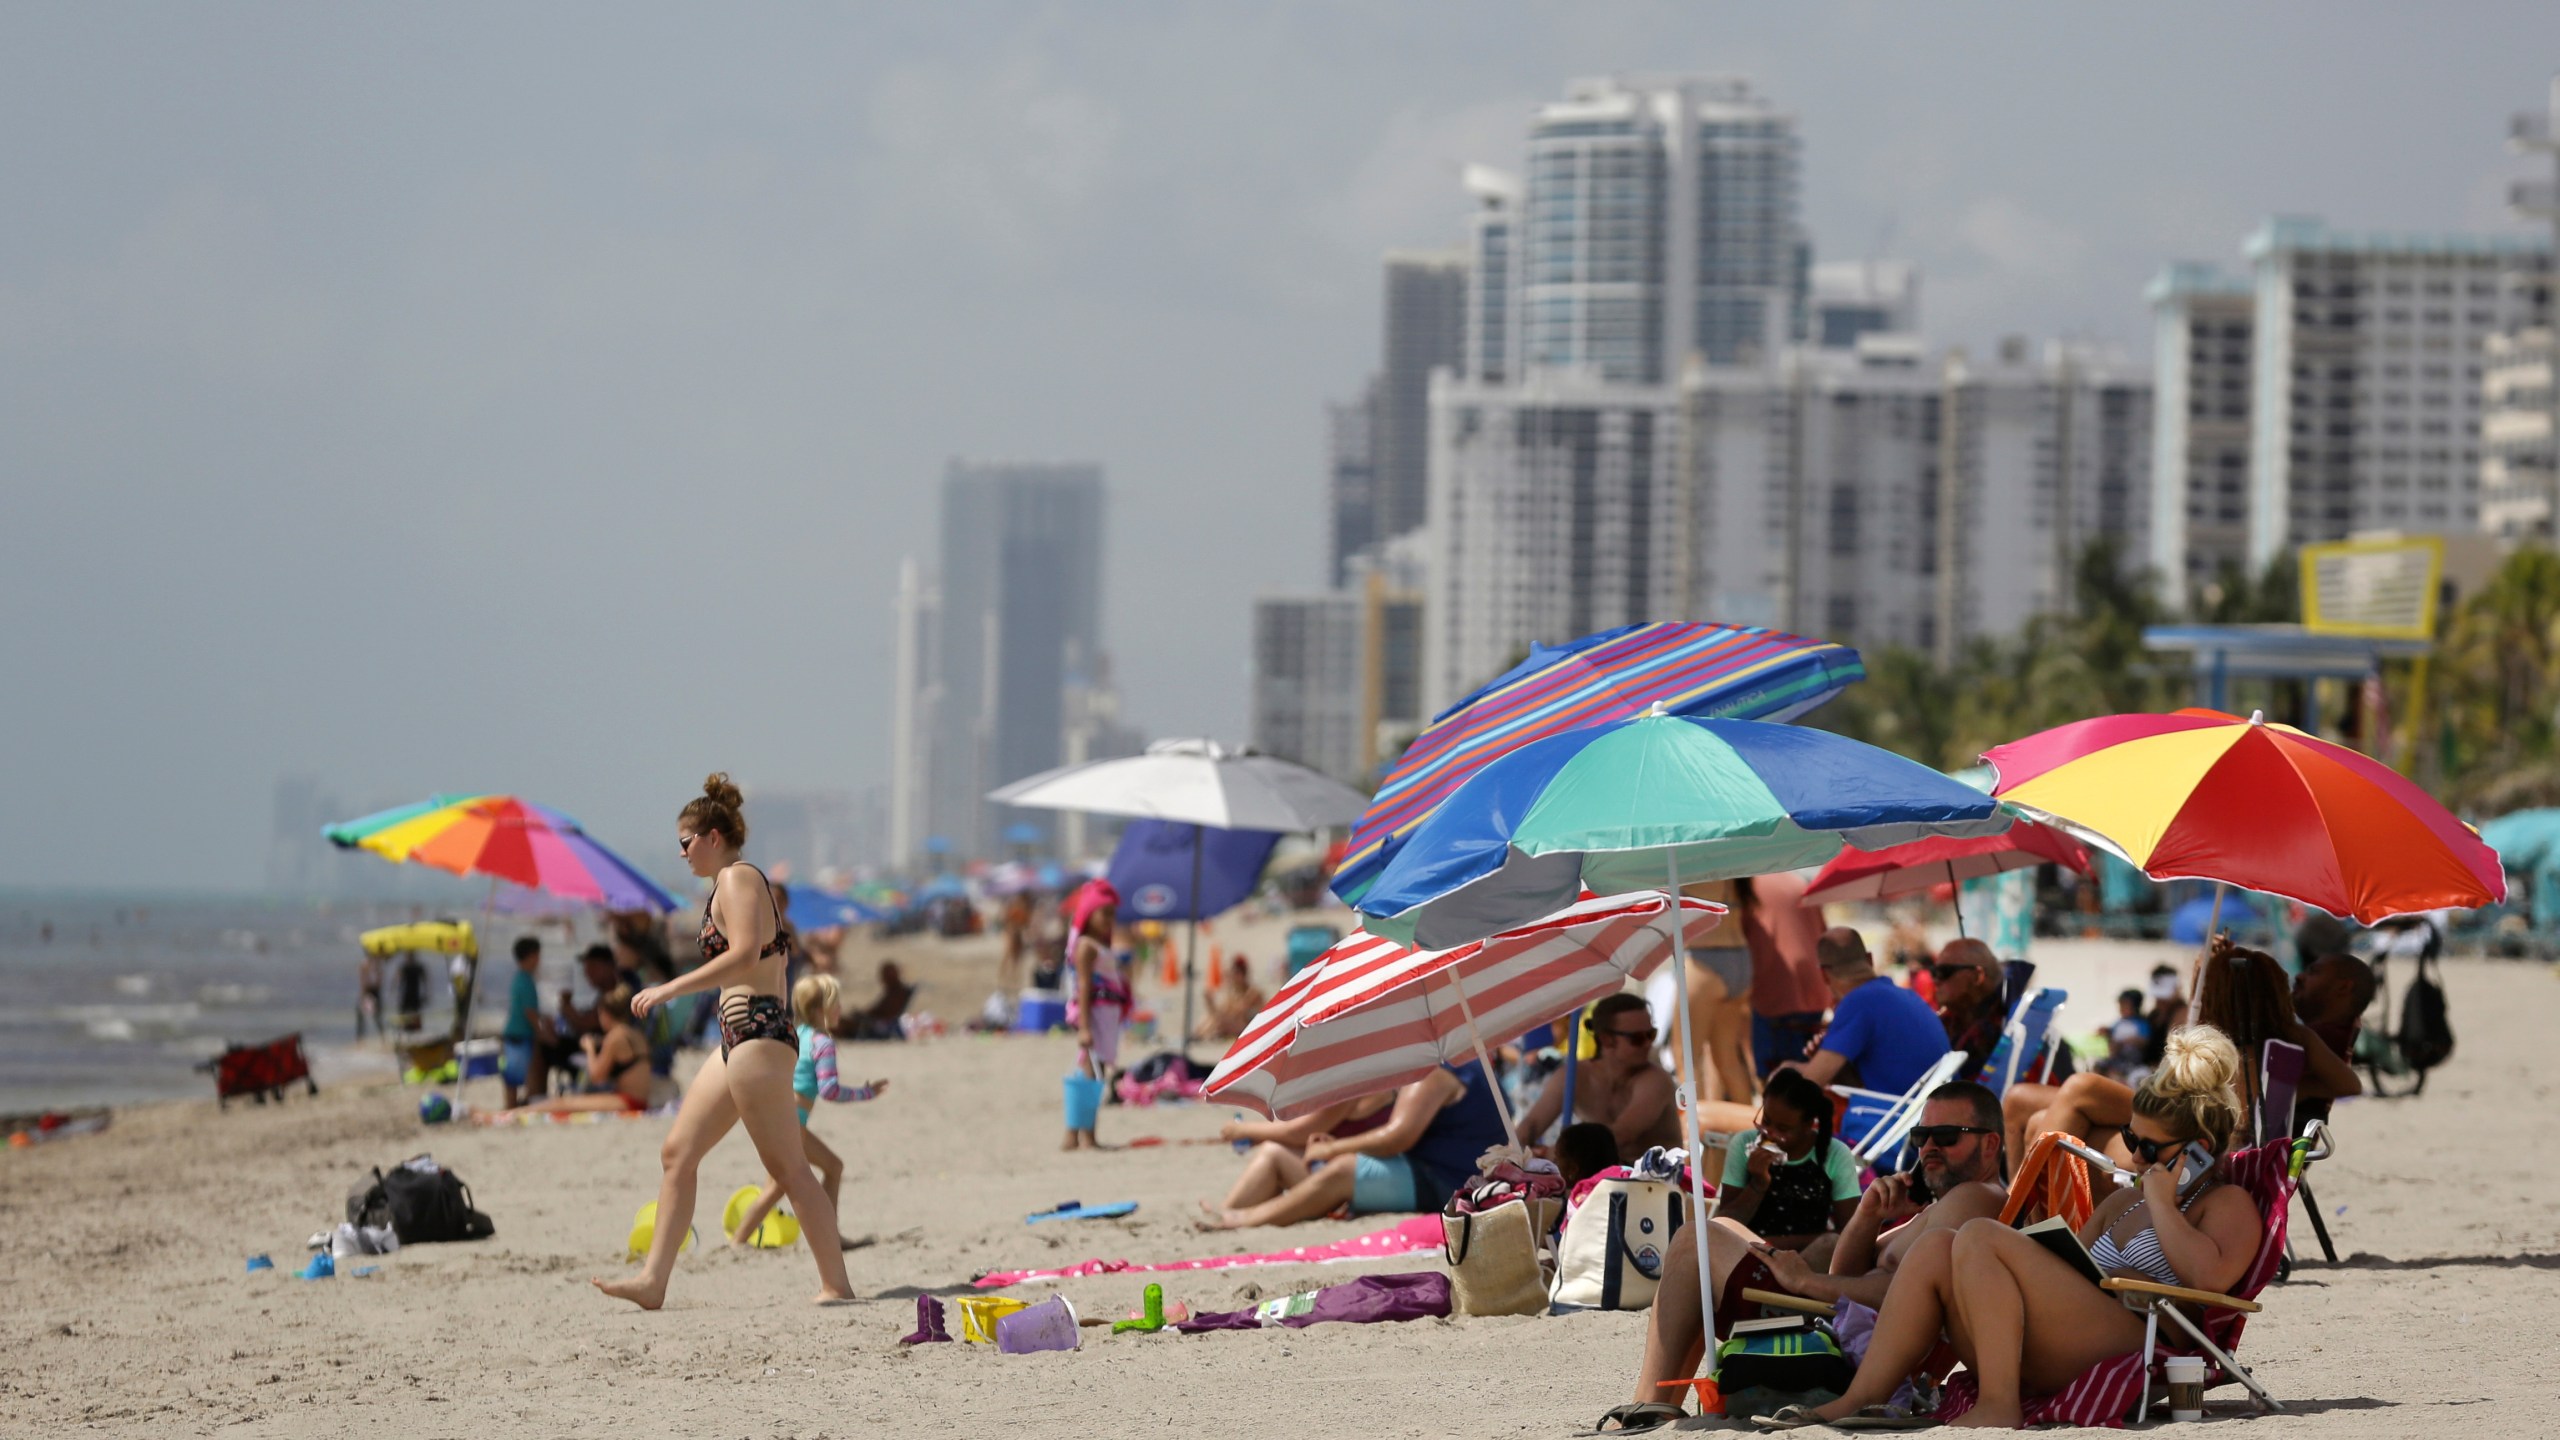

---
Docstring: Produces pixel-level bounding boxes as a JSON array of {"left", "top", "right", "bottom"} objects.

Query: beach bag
[
  {"left": 1440, "top": 1197, "right": 1549, "bottom": 1317},
  {"left": 2396, "top": 951, "right": 2454, "bottom": 1076},
  {"left": 380, "top": 1156, "right": 494, "bottom": 1243},
  {"left": 345, "top": 1172, "right": 395, "bottom": 1231},
  {"left": 1549, "top": 1176, "right": 1683, "bottom": 1312},
  {"left": 1712, "top": 1318, "right": 1854, "bottom": 1398}
]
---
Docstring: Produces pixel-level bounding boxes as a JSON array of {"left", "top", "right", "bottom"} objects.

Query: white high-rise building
[
  {"left": 2243, "top": 216, "right": 2551, "bottom": 564},
  {"left": 1810, "top": 260, "right": 1920, "bottom": 351},
  {"left": 2481, "top": 327, "right": 2559, "bottom": 541},
  {"left": 1518, "top": 76, "right": 1805, "bottom": 385},
  {"left": 886, "top": 557, "right": 939, "bottom": 871},
  {"left": 1462, "top": 165, "right": 1522, "bottom": 384},
  {"left": 1250, "top": 594, "right": 1366, "bottom": 785},
  {"left": 2147, "top": 264, "right": 2256, "bottom": 605}
]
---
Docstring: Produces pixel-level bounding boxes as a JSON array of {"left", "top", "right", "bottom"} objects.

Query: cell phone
[
  {"left": 1899, "top": 1168, "right": 1933, "bottom": 1203},
  {"left": 2176, "top": 1142, "right": 2214, "bottom": 1193}
]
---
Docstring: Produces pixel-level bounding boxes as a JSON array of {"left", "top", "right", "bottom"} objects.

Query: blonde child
[{"left": 727, "top": 974, "right": 887, "bottom": 1247}]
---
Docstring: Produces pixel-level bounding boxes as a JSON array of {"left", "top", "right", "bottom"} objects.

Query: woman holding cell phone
[{"left": 1762, "top": 1026, "right": 2265, "bottom": 1431}]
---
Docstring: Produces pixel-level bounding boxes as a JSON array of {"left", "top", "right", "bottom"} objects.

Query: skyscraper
[
  {"left": 2147, "top": 264, "right": 2257, "bottom": 605},
  {"left": 920, "top": 461, "right": 1107, "bottom": 860},
  {"left": 1376, "top": 251, "right": 1468, "bottom": 542},
  {"left": 1462, "top": 165, "right": 1522, "bottom": 384},
  {"left": 1325, "top": 381, "right": 1381, "bottom": 586},
  {"left": 2242, "top": 216, "right": 2550, "bottom": 564},
  {"left": 886, "top": 557, "right": 938, "bottom": 870},
  {"left": 1518, "top": 76, "right": 1805, "bottom": 384}
]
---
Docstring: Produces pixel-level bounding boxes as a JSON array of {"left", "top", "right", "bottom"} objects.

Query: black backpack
[
  {"left": 2396, "top": 951, "right": 2455, "bottom": 1083},
  {"left": 355, "top": 1156, "right": 495, "bottom": 1243}
]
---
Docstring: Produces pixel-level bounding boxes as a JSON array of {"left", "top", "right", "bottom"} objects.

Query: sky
[{"left": 2, "top": 3, "right": 2552, "bottom": 890}]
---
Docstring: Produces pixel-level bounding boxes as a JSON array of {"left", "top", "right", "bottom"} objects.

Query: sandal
[
  {"left": 1588, "top": 1401, "right": 1684, "bottom": 1434},
  {"left": 1750, "top": 1405, "right": 1832, "bottom": 1430},
  {"left": 1832, "top": 1404, "right": 1935, "bottom": 1430}
]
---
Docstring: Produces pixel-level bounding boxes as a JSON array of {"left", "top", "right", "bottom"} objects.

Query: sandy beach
[{"left": 6, "top": 926, "right": 2558, "bottom": 1439}]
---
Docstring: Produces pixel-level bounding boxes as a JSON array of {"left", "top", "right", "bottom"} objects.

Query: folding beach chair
[
  {"left": 1976, "top": 986, "right": 2068, "bottom": 1097},
  {"left": 1832, "top": 1049, "right": 1967, "bottom": 1168},
  {"left": 2256, "top": 1039, "right": 2338, "bottom": 1268},
  {"left": 1934, "top": 1123, "right": 2333, "bottom": 1427}
]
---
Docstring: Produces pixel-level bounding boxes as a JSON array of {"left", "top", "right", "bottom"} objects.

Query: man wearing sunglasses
[
  {"left": 1930, "top": 939, "right": 2010, "bottom": 1080},
  {"left": 1520, "top": 993, "right": 1682, "bottom": 1164},
  {"left": 1608, "top": 1081, "right": 2009, "bottom": 1431}
]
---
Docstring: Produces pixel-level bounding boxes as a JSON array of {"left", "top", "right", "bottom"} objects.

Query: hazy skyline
[{"left": 3, "top": 4, "right": 2551, "bottom": 889}]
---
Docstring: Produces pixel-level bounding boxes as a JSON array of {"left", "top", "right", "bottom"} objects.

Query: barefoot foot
[
  {"left": 813, "top": 1289, "right": 856, "bottom": 1306},
  {"left": 592, "top": 1274, "right": 665, "bottom": 1310}
]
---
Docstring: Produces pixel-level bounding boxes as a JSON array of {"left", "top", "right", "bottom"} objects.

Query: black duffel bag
[{"left": 356, "top": 1155, "right": 495, "bottom": 1243}]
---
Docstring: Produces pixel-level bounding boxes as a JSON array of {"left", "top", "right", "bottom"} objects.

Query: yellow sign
[{"left": 2299, "top": 536, "right": 2443, "bottom": 640}]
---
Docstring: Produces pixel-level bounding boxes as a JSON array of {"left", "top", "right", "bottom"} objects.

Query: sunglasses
[
  {"left": 1600, "top": 1026, "right": 1657, "bottom": 1045},
  {"left": 1929, "top": 963, "right": 1988, "bottom": 983},
  {"left": 678, "top": 834, "right": 699, "bottom": 855},
  {"left": 1908, "top": 1124, "right": 1993, "bottom": 1148},
  {"left": 2125, "top": 1132, "right": 2189, "bottom": 1164}
]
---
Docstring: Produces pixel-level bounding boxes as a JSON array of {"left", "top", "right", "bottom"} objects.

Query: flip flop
[
  {"left": 1831, "top": 1404, "right": 1935, "bottom": 1430},
  {"left": 1026, "top": 1200, "right": 1139, "bottom": 1223},
  {"left": 1581, "top": 1401, "right": 1684, "bottom": 1435},
  {"left": 1750, "top": 1405, "right": 1832, "bottom": 1431}
]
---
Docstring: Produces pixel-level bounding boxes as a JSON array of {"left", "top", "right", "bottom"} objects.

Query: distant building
[
  {"left": 2481, "top": 327, "right": 2559, "bottom": 541},
  {"left": 886, "top": 556, "right": 938, "bottom": 870},
  {"left": 1810, "top": 260, "right": 1920, "bottom": 351},
  {"left": 1250, "top": 535, "right": 1428, "bottom": 786},
  {"left": 911, "top": 461, "right": 1111, "bottom": 861},
  {"left": 2242, "top": 216, "right": 2551, "bottom": 565},
  {"left": 1519, "top": 75, "right": 1806, "bottom": 383},
  {"left": 1377, "top": 251, "right": 1469, "bottom": 542},
  {"left": 1325, "top": 381, "right": 1382, "bottom": 587},
  {"left": 1424, "top": 372, "right": 1686, "bottom": 711},
  {"left": 1462, "top": 165, "right": 1522, "bottom": 383},
  {"left": 2147, "top": 264, "right": 2257, "bottom": 605}
]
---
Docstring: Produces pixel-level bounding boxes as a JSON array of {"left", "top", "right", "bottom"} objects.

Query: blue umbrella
[
  {"left": 1356, "top": 712, "right": 2004, "bottom": 950},
  {"left": 915, "top": 874, "right": 969, "bottom": 903},
  {"left": 786, "top": 887, "right": 886, "bottom": 932},
  {"left": 1107, "top": 820, "right": 1281, "bottom": 924},
  {"left": 1334, "top": 622, "right": 1864, "bottom": 906}
]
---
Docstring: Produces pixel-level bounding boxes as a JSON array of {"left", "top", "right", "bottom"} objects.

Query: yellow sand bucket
[
  {"left": 953, "top": 1295, "right": 1031, "bottom": 1343},
  {"left": 721, "top": 1184, "right": 801, "bottom": 1249},
  {"left": 627, "top": 1202, "right": 697, "bottom": 1259}
]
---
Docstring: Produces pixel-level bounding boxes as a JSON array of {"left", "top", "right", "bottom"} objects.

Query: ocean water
[{"left": 0, "top": 893, "right": 580, "bottom": 1115}]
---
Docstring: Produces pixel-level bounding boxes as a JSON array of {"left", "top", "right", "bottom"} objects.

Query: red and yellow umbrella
[{"left": 1982, "top": 709, "right": 2502, "bottom": 924}]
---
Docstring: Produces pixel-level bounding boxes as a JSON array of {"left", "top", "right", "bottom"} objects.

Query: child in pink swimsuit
[{"left": 1063, "top": 880, "right": 1128, "bottom": 1151}]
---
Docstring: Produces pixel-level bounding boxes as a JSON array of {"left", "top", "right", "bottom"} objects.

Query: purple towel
[{"left": 1172, "top": 1273, "right": 1452, "bottom": 1334}]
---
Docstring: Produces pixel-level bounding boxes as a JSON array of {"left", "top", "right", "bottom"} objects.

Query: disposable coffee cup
[{"left": 2162, "top": 1355, "right": 2207, "bottom": 1420}]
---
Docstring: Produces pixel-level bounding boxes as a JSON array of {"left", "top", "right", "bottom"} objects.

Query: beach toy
[
  {"left": 245, "top": 1254, "right": 274, "bottom": 1273},
  {"left": 900, "top": 1294, "right": 953, "bottom": 1345},
  {"left": 1027, "top": 1199, "right": 1138, "bottom": 1224},
  {"left": 995, "top": 1295, "right": 1081, "bottom": 1354},
  {"left": 721, "top": 1185, "right": 801, "bottom": 1249},
  {"left": 1111, "top": 1283, "right": 1167, "bottom": 1335},
  {"left": 627, "top": 1202, "right": 698, "bottom": 1259},
  {"left": 297, "top": 1252, "right": 335, "bottom": 1281},
  {"left": 1061, "top": 1072, "right": 1106, "bottom": 1132},
  {"left": 954, "top": 1295, "right": 1031, "bottom": 1343},
  {"left": 418, "top": 1094, "right": 453, "bottom": 1124}
]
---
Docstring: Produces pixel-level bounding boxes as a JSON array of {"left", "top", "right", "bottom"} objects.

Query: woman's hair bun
[
  {"left": 701, "top": 771, "right": 744, "bottom": 810},
  {"left": 2154, "top": 1025, "right": 2241, "bottom": 1096}
]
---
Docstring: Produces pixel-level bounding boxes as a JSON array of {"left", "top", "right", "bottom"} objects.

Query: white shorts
[{"left": 1082, "top": 1002, "right": 1124, "bottom": 1072}]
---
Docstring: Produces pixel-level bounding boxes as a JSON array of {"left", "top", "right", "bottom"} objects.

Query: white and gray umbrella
[{"left": 990, "top": 739, "right": 1369, "bottom": 1046}]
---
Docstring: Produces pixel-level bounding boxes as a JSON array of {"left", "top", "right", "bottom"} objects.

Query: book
[
  {"left": 2016, "top": 1214, "right": 2107, "bottom": 1288},
  {"left": 1729, "top": 1313, "right": 1816, "bottom": 1336}
]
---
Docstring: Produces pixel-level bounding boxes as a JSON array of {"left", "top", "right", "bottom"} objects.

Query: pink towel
[{"left": 972, "top": 1213, "right": 1445, "bottom": 1289}]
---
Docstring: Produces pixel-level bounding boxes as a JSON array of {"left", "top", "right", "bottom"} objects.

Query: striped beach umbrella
[
  {"left": 323, "top": 794, "right": 682, "bottom": 913},
  {"left": 1801, "top": 816, "right": 2092, "bottom": 915},
  {"left": 1331, "top": 623, "right": 1863, "bottom": 907},
  {"left": 1984, "top": 708, "right": 2503, "bottom": 924},
  {"left": 1203, "top": 891, "right": 1725, "bottom": 1122}
]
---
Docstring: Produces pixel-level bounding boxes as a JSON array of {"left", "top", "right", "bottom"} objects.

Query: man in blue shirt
[{"left": 1784, "top": 927, "right": 1946, "bottom": 1098}]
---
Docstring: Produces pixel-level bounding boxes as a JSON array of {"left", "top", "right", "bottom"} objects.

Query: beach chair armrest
[
  {"left": 1739, "top": 1286, "right": 1837, "bottom": 1318},
  {"left": 2100, "top": 1277, "right": 2261, "bottom": 1313},
  {"left": 1827, "top": 1085, "right": 1898, "bottom": 1105}
]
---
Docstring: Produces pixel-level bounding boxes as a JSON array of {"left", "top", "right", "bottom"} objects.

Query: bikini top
[
  {"left": 699, "top": 863, "right": 789, "bottom": 964},
  {"left": 592, "top": 1036, "right": 645, "bottom": 1089},
  {"left": 2088, "top": 1178, "right": 2216, "bottom": 1287}
]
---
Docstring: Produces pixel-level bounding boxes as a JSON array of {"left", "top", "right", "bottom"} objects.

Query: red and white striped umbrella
[{"left": 1203, "top": 891, "right": 1727, "bottom": 1122}]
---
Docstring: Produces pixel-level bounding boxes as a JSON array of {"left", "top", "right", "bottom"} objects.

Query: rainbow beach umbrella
[
  {"left": 324, "top": 794, "right": 682, "bottom": 913},
  {"left": 1983, "top": 709, "right": 2503, "bottom": 924}
]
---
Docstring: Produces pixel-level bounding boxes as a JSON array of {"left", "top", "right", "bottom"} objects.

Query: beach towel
[
  {"left": 1996, "top": 1131, "right": 2098, "bottom": 1231},
  {"left": 1173, "top": 1272, "right": 1452, "bottom": 1332},
  {"left": 971, "top": 1213, "right": 1445, "bottom": 1289}
]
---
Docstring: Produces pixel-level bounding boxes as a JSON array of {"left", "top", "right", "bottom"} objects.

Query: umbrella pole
[
  {"left": 1447, "top": 980, "right": 1523, "bottom": 1151},
  {"left": 1180, "top": 826, "right": 1204, "bottom": 1058},
  {"left": 1951, "top": 860, "right": 1968, "bottom": 940},
  {"left": 1664, "top": 851, "right": 1717, "bottom": 1348},
  {"left": 1558, "top": 1007, "right": 1581, "bottom": 1139}
]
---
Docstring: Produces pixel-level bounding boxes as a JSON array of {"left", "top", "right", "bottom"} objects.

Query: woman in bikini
[
  {"left": 492, "top": 984, "right": 651, "bottom": 1117},
  {"left": 595, "top": 774, "right": 855, "bottom": 1308},
  {"left": 1767, "top": 1026, "right": 2263, "bottom": 1430}
]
